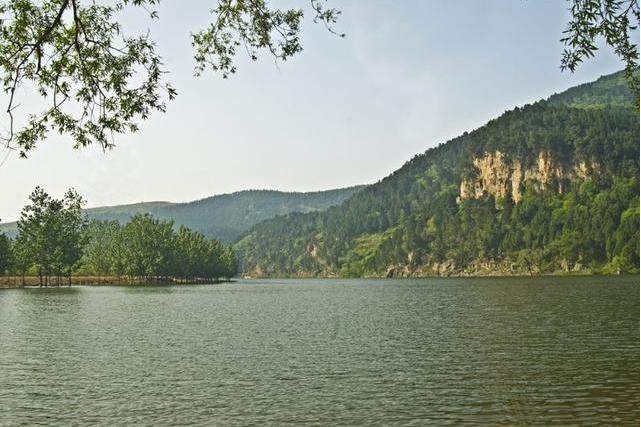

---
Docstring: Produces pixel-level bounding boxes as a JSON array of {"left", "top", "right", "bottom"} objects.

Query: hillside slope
[
  {"left": 1, "top": 186, "right": 365, "bottom": 243},
  {"left": 235, "top": 71, "right": 639, "bottom": 277}
]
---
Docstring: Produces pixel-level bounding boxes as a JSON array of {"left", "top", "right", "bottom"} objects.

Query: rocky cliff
[{"left": 459, "top": 151, "right": 593, "bottom": 203}]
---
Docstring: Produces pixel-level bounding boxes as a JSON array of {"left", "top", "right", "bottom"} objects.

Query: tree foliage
[
  {"left": 192, "top": 0, "right": 343, "bottom": 78},
  {"left": 0, "top": 0, "right": 177, "bottom": 155},
  {"left": 79, "top": 214, "right": 237, "bottom": 281},
  {"left": 0, "top": 0, "right": 340, "bottom": 156},
  {"left": 562, "top": 0, "right": 639, "bottom": 95},
  {"left": 13, "top": 186, "right": 86, "bottom": 284},
  {"left": 0, "top": 232, "right": 10, "bottom": 274},
  {"left": 0, "top": 1, "right": 637, "bottom": 157}
]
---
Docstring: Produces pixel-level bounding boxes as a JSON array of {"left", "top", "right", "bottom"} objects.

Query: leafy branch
[
  {"left": 562, "top": 0, "right": 640, "bottom": 96},
  {"left": 0, "top": 0, "right": 341, "bottom": 157},
  {"left": 191, "top": 0, "right": 343, "bottom": 78}
]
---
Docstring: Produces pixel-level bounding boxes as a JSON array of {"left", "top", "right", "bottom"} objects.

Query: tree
[
  {"left": 14, "top": 186, "right": 87, "bottom": 285},
  {"left": 58, "top": 189, "right": 88, "bottom": 284},
  {"left": 515, "top": 249, "right": 543, "bottom": 276},
  {"left": 562, "top": 0, "right": 640, "bottom": 94},
  {"left": 10, "top": 236, "right": 29, "bottom": 285},
  {"left": 0, "top": 232, "right": 10, "bottom": 275},
  {"left": 0, "top": 0, "right": 341, "bottom": 156},
  {"left": 221, "top": 245, "right": 238, "bottom": 279},
  {"left": 15, "top": 187, "right": 53, "bottom": 284},
  {"left": 0, "top": 0, "right": 636, "bottom": 158},
  {"left": 81, "top": 220, "right": 121, "bottom": 278},
  {"left": 174, "top": 226, "right": 212, "bottom": 280},
  {"left": 116, "top": 213, "right": 175, "bottom": 280}
]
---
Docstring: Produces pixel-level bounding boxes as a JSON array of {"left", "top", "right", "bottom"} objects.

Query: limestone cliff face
[{"left": 459, "top": 151, "right": 591, "bottom": 203}]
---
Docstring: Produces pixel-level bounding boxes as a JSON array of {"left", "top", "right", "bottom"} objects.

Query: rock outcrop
[{"left": 459, "top": 151, "right": 593, "bottom": 203}]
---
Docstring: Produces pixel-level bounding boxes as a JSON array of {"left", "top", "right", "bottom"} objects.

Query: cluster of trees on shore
[{"left": 0, "top": 187, "right": 237, "bottom": 285}]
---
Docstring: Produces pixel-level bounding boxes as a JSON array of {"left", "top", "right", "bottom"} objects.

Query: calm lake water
[{"left": 0, "top": 277, "right": 638, "bottom": 425}]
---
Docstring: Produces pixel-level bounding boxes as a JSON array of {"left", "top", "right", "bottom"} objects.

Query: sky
[{"left": 0, "top": 0, "right": 632, "bottom": 221}]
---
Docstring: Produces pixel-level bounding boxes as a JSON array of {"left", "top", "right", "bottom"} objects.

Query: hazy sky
[{"left": 0, "top": 1, "right": 630, "bottom": 221}]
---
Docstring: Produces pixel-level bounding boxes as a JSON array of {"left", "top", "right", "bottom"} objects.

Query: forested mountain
[
  {"left": 235, "top": 70, "right": 639, "bottom": 277},
  {"left": 0, "top": 187, "right": 364, "bottom": 243}
]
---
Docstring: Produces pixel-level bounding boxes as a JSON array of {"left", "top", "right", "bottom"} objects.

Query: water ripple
[{"left": 0, "top": 276, "right": 638, "bottom": 425}]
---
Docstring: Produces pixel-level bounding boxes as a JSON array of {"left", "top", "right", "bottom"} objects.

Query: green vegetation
[
  {"left": 0, "top": 233, "right": 10, "bottom": 275},
  {"left": 546, "top": 70, "right": 638, "bottom": 109},
  {"left": 561, "top": 0, "right": 639, "bottom": 96},
  {"left": 0, "top": 1, "right": 636, "bottom": 155},
  {"left": 0, "top": 0, "right": 341, "bottom": 155},
  {"left": 12, "top": 187, "right": 86, "bottom": 285},
  {"left": 0, "top": 188, "right": 237, "bottom": 285},
  {"left": 0, "top": 186, "right": 365, "bottom": 244},
  {"left": 77, "top": 215, "right": 237, "bottom": 283},
  {"left": 235, "top": 71, "right": 640, "bottom": 277}
]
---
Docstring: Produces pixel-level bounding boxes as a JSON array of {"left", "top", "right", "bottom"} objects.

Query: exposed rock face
[
  {"left": 459, "top": 151, "right": 514, "bottom": 200},
  {"left": 459, "top": 151, "right": 592, "bottom": 203}
]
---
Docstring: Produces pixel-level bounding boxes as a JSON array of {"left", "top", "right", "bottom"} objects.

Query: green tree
[
  {"left": 58, "top": 189, "right": 88, "bottom": 284},
  {"left": 0, "top": 0, "right": 636, "bottom": 156},
  {"left": 0, "top": 0, "right": 340, "bottom": 155},
  {"left": 81, "top": 220, "right": 122, "bottom": 278},
  {"left": 515, "top": 249, "right": 544, "bottom": 276},
  {"left": 117, "top": 213, "right": 175, "bottom": 281},
  {"left": 15, "top": 186, "right": 87, "bottom": 285},
  {"left": 10, "top": 236, "right": 29, "bottom": 285},
  {"left": 15, "top": 187, "right": 52, "bottom": 285},
  {"left": 0, "top": 233, "right": 11, "bottom": 275},
  {"left": 562, "top": 0, "right": 640, "bottom": 95}
]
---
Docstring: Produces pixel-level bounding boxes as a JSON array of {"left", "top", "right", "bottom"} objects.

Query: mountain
[
  {"left": 0, "top": 186, "right": 365, "bottom": 243},
  {"left": 235, "top": 71, "right": 639, "bottom": 277}
]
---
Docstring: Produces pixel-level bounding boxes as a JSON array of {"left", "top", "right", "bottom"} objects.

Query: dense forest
[
  {"left": 235, "top": 71, "right": 640, "bottom": 277},
  {"left": 0, "top": 187, "right": 236, "bottom": 285},
  {"left": 0, "top": 186, "right": 364, "bottom": 244}
]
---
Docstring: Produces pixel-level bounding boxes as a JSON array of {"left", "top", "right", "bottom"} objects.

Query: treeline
[
  {"left": 80, "top": 216, "right": 237, "bottom": 282},
  {"left": 234, "top": 74, "right": 640, "bottom": 277},
  {"left": 0, "top": 187, "right": 237, "bottom": 285}
]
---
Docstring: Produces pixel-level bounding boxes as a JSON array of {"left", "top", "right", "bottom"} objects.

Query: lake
[{"left": 0, "top": 276, "right": 638, "bottom": 425}]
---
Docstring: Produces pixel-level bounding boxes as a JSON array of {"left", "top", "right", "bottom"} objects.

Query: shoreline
[
  {"left": 0, "top": 276, "right": 235, "bottom": 289},
  {"left": 239, "top": 270, "right": 639, "bottom": 280},
  {"left": 2, "top": 273, "right": 637, "bottom": 289}
]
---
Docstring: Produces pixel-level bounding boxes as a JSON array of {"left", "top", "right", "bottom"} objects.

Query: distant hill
[
  {"left": 0, "top": 186, "right": 365, "bottom": 243},
  {"left": 235, "top": 70, "right": 639, "bottom": 277}
]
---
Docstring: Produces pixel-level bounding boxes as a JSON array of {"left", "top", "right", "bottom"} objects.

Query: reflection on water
[{"left": 0, "top": 276, "right": 638, "bottom": 425}]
